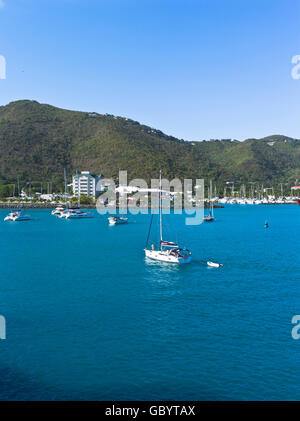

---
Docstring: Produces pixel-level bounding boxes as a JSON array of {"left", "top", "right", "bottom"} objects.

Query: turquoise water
[{"left": 0, "top": 205, "right": 299, "bottom": 401}]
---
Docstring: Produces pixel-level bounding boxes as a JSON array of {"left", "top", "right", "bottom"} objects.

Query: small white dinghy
[{"left": 207, "top": 261, "right": 223, "bottom": 268}]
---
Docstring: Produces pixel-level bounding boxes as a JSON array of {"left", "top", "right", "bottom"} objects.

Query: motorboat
[
  {"left": 51, "top": 206, "right": 65, "bottom": 216},
  {"left": 63, "top": 209, "right": 93, "bottom": 219},
  {"left": 108, "top": 216, "right": 128, "bottom": 225}
]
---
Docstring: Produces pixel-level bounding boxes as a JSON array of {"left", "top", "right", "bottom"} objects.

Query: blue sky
[{"left": 0, "top": 0, "right": 299, "bottom": 141}]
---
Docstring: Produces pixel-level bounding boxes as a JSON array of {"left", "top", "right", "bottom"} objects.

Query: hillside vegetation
[{"left": 0, "top": 100, "right": 299, "bottom": 192}]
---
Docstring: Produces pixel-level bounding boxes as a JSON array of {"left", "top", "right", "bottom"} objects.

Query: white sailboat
[
  {"left": 144, "top": 170, "right": 192, "bottom": 264},
  {"left": 203, "top": 180, "right": 215, "bottom": 222},
  {"left": 52, "top": 168, "right": 68, "bottom": 216},
  {"left": 63, "top": 170, "right": 93, "bottom": 219}
]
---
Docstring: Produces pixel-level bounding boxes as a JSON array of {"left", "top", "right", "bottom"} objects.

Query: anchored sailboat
[
  {"left": 144, "top": 170, "right": 192, "bottom": 264},
  {"left": 203, "top": 180, "right": 215, "bottom": 222},
  {"left": 52, "top": 169, "right": 68, "bottom": 216},
  {"left": 62, "top": 170, "right": 93, "bottom": 219}
]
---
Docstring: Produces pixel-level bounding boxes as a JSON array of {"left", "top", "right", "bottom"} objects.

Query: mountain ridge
[{"left": 0, "top": 100, "right": 299, "bottom": 192}]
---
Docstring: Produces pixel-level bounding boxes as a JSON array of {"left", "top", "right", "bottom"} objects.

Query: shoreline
[{"left": 0, "top": 202, "right": 225, "bottom": 209}]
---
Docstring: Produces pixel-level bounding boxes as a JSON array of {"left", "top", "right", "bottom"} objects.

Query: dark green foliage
[
  {"left": 0, "top": 100, "right": 299, "bottom": 191},
  {"left": 78, "top": 195, "right": 94, "bottom": 205}
]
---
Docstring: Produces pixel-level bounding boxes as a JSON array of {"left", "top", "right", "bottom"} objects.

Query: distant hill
[{"left": 0, "top": 100, "right": 299, "bottom": 191}]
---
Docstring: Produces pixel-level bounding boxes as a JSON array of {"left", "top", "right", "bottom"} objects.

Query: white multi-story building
[{"left": 72, "top": 171, "right": 102, "bottom": 198}]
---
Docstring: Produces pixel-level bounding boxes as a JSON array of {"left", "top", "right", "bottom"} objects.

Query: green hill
[{"left": 0, "top": 100, "right": 299, "bottom": 193}]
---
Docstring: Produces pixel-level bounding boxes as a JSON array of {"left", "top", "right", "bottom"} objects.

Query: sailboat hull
[
  {"left": 145, "top": 249, "right": 192, "bottom": 264},
  {"left": 203, "top": 216, "right": 215, "bottom": 222}
]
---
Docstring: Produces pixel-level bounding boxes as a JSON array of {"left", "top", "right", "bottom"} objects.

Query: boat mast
[
  {"left": 159, "top": 169, "right": 163, "bottom": 250},
  {"left": 64, "top": 168, "right": 69, "bottom": 209},
  {"left": 210, "top": 180, "right": 214, "bottom": 217},
  {"left": 77, "top": 170, "right": 80, "bottom": 208},
  {"left": 145, "top": 214, "right": 154, "bottom": 249},
  {"left": 64, "top": 168, "right": 67, "bottom": 196}
]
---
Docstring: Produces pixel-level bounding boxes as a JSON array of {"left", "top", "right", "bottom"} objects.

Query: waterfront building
[{"left": 72, "top": 171, "right": 102, "bottom": 198}]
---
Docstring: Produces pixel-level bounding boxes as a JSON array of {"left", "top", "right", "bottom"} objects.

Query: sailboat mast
[
  {"left": 159, "top": 169, "right": 163, "bottom": 249},
  {"left": 210, "top": 180, "right": 213, "bottom": 217},
  {"left": 64, "top": 168, "right": 68, "bottom": 208},
  {"left": 77, "top": 170, "right": 80, "bottom": 208},
  {"left": 64, "top": 168, "right": 67, "bottom": 196},
  {"left": 145, "top": 214, "right": 154, "bottom": 249}
]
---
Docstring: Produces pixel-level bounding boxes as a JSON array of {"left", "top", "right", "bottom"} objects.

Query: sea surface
[{"left": 0, "top": 205, "right": 299, "bottom": 401}]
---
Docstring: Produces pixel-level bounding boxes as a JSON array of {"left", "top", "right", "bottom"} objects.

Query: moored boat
[
  {"left": 144, "top": 170, "right": 192, "bottom": 264},
  {"left": 4, "top": 211, "right": 31, "bottom": 222},
  {"left": 61, "top": 170, "right": 94, "bottom": 220},
  {"left": 145, "top": 245, "right": 192, "bottom": 264},
  {"left": 108, "top": 216, "right": 128, "bottom": 225},
  {"left": 51, "top": 206, "right": 65, "bottom": 216},
  {"left": 203, "top": 180, "right": 215, "bottom": 222},
  {"left": 203, "top": 211, "right": 215, "bottom": 222},
  {"left": 63, "top": 209, "right": 93, "bottom": 219}
]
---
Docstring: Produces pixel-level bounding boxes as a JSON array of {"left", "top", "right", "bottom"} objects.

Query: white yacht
[
  {"left": 108, "top": 216, "right": 128, "bottom": 225},
  {"left": 63, "top": 209, "right": 93, "bottom": 219},
  {"left": 144, "top": 170, "right": 192, "bottom": 264},
  {"left": 51, "top": 206, "right": 65, "bottom": 216},
  {"left": 4, "top": 211, "right": 31, "bottom": 222}
]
